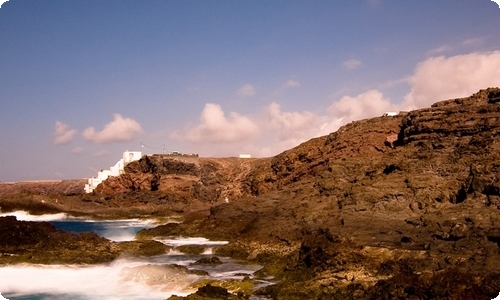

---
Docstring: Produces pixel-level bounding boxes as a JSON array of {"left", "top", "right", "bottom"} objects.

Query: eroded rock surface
[
  {"left": 1, "top": 88, "right": 499, "bottom": 299},
  {"left": 149, "top": 88, "right": 500, "bottom": 299}
]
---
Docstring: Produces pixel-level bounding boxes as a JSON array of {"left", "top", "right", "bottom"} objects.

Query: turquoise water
[{"left": 50, "top": 219, "right": 150, "bottom": 241}]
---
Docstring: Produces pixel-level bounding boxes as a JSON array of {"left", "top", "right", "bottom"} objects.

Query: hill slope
[
  {"left": 137, "top": 88, "right": 500, "bottom": 299},
  {"left": 1, "top": 88, "right": 499, "bottom": 299}
]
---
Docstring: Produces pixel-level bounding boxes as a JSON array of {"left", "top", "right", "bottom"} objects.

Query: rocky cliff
[
  {"left": 1, "top": 88, "right": 499, "bottom": 299},
  {"left": 138, "top": 88, "right": 500, "bottom": 299},
  {"left": 93, "top": 153, "right": 268, "bottom": 203}
]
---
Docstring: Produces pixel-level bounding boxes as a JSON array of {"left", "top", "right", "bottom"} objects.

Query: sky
[{"left": 0, "top": 0, "right": 499, "bottom": 181}]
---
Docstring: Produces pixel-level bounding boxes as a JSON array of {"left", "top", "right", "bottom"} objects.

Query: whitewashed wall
[{"left": 84, "top": 151, "right": 142, "bottom": 193}]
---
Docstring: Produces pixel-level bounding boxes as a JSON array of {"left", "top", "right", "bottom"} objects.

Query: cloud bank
[
  {"left": 403, "top": 51, "right": 500, "bottom": 108},
  {"left": 327, "top": 89, "right": 396, "bottom": 121},
  {"left": 173, "top": 51, "right": 500, "bottom": 157},
  {"left": 53, "top": 121, "right": 77, "bottom": 145},
  {"left": 266, "top": 102, "right": 323, "bottom": 141},
  {"left": 83, "top": 114, "right": 143, "bottom": 144},
  {"left": 171, "top": 103, "right": 259, "bottom": 144}
]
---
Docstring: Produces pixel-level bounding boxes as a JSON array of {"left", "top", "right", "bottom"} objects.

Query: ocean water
[
  {"left": 0, "top": 211, "right": 265, "bottom": 300},
  {"left": 0, "top": 211, "right": 163, "bottom": 242}
]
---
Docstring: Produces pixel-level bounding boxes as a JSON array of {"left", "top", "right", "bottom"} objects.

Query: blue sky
[{"left": 0, "top": 0, "right": 499, "bottom": 181}]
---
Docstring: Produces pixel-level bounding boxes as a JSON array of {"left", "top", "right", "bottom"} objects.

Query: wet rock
[
  {"left": 168, "top": 283, "right": 248, "bottom": 300},
  {"left": 195, "top": 284, "right": 230, "bottom": 297},
  {"left": 0, "top": 216, "right": 120, "bottom": 264},
  {"left": 176, "top": 245, "right": 207, "bottom": 255},
  {"left": 193, "top": 256, "right": 222, "bottom": 265},
  {"left": 119, "top": 240, "right": 171, "bottom": 256}
]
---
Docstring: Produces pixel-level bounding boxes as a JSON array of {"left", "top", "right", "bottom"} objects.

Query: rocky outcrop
[
  {"left": 0, "top": 216, "right": 177, "bottom": 264},
  {"left": 140, "top": 88, "right": 500, "bottom": 299},
  {"left": 0, "top": 216, "right": 121, "bottom": 264},
  {"left": 95, "top": 156, "right": 262, "bottom": 205},
  {"left": 169, "top": 284, "right": 247, "bottom": 300},
  {"left": 125, "top": 154, "right": 200, "bottom": 176},
  {"left": 399, "top": 88, "right": 500, "bottom": 145},
  {"left": 168, "top": 284, "right": 249, "bottom": 300},
  {"left": 0, "top": 179, "right": 86, "bottom": 196},
  {"left": 2, "top": 88, "right": 500, "bottom": 298}
]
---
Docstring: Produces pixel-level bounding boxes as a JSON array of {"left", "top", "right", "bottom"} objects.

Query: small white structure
[
  {"left": 84, "top": 151, "right": 142, "bottom": 193},
  {"left": 239, "top": 154, "right": 252, "bottom": 159},
  {"left": 382, "top": 112, "right": 399, "bottom": 117},
  {"left": 123, "top": 150, "right": 142, "bottom": 164}
]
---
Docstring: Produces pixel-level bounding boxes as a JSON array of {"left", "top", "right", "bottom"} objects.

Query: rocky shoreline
[{"left": 1, "top": 88, "right": 500, "bottom": 299}]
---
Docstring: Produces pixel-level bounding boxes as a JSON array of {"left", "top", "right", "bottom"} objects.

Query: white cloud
[
  {"left": 327, "top": 51, "right": 500, "bottom": 128},
  {"left": 328, "top": 89, "right": 396, "bottom": 122},
  {"left": 284, "top": 79, "right": 301, "bottom": 88},
  {"left": 403, "top": 51, "right": 500, "bottom": 109},
  {"left": 342, "top": 59, "right": 362, "bottom": 70},
  {"left": 168, "top": 51, "right": 500, "bottom": 158},
  {"left": 266, "top": 102, "right": 323, "bottom": 140},
  {"left": 262, "top": 102, "right": 339, "bottom": 153},
  {"left": 171, "top": 103, "right": 259, "bottom": 143},
  {"left": 237, "top": 84, "right": 256, "bottom": 97},
  {"left": 0, "top": 0, "right": 10, "bottom": 9},
  {"left": 82, "top": 114, "right": 143, "bottom": 144},
  {"left": 53, "top": 121, "right": 77, "bottom": 145},
  {"left": 169, "top": 93, "right": 398, "bottom": 157}
]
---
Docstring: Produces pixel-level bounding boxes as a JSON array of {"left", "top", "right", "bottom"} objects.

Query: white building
[
  {"left": 84, "top": 151, "right": 142, "bottom": 193},
  {"left": 123, "top": 150, "right": 142, "bottom": 164}
]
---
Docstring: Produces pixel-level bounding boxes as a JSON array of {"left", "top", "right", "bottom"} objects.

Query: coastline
[{"left": 1, "top": 89, "right": 500, "bottom": 299}]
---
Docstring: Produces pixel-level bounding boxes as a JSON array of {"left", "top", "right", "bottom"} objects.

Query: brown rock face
[
  {"left": 158, "top": 88, "right": 500, "bottom": 299},
  {"left": 399, "top": 88, "right": 500, "bottom": 145},
  {"left": 94, "top": 154, "right": 265, "bottom": 205},
  {"left": 4, "top": 88, "right": 499, "bottom": 298}
]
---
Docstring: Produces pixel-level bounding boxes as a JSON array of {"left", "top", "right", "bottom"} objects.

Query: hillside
[
  {"left": 133, "top": 88, "right": 500, "bottom": 299},
  {"left": 1, "top": 88, "right": 499, "bottom": 299}
]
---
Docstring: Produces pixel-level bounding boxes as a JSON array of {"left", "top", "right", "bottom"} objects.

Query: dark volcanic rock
[
  {"left": 168, "top": 283, "right": 247, "bottom": 300},
  {"left": 118, "top": 240, "right": 171, "bottom": 256},
  {"left": 181, "top": 88, "right": 500, "bottom": 299},
  {"left": 193, "top": 256, "right": 223, "bottom": 265},
  {"left": 0, "top": 216, "right": 120, "bottom": 264},
  {"left": 399, "top": 88, "right": 500, "bottom": 145},
  {"left": 125, "top": 154, "right": 200, "bottom": 175},
  {"left": 2, "top": 88, "right": 500, "bottom": 298}
]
